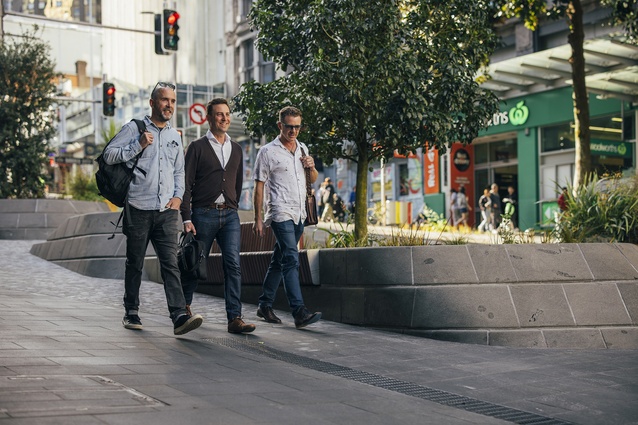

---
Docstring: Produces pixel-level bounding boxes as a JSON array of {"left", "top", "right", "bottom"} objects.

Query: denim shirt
[
  {"left": 253, "top": 136, "right": 308, "bottom": 226},
  {"left": 102, "top": 116, "right": 185, "bottom": 211}
]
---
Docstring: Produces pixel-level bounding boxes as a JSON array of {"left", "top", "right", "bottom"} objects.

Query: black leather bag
[
  {"left": 305, "top": 194, "right": 319, "bottom": 226},
  {"left": 301, "top": 147, "right": 318, "bottom": 226},
  {"left": 177, "top": 232, "right": 207, "bottom": 280}
]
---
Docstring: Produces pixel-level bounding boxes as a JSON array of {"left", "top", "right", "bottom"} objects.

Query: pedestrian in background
[
  {"left": 477, "top": 187, "right": 492, "bottom": 232},
  {"left": 320, "top": 177, "right": 336, "bottom": 222},
  {"left": 449, "top": 188, "right": 459, "bottom": 227},
  {"left": 180, "top": 98, "right": 255, "bottom": 334},
  {"left": 502, "top": 185, "right": 518, "bottom": 230},
  {"left": 252, "top": 106, "right": 322, "bottom": 329},
  {"left": 489, "top": 183, "right": 502, "bottom": 231},
  {"left": 102, "top": 82, "right": 202, "bottom": 336},
  {"left": 348, "top": 185, "right": 357, "bottom": 218},
  {"left": 558, "top": 186, "right": 569, "bottom": 212},
  {"left": 456, "top": 186, "right": 471, "bottom": 229}
]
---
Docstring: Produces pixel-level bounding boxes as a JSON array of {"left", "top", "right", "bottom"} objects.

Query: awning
[{"left": 482, "top": 37, "right": 638, "bottom": 103}]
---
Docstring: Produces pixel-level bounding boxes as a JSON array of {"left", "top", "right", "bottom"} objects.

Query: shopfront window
[
  {"left": 474, "top": 138, "right": 517, "bottom": 164},
  {"left": 541, "top": 114, "right": 625, "bottom": 153},
  {"left": 541, "top": 123, "right": 574, "bottom": 152},
  {"left": 541, "top": 114, "right": 634, "bottom": 176}
]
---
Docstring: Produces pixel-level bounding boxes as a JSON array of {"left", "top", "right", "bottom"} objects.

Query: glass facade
[
  {"left": 540, "top": 114, "right": 635, "bottom": 176},
  {"left": 3, "top": 0, "right": 101, "bottom": 23}
]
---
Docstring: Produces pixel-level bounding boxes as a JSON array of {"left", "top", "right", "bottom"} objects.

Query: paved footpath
[{"left": 1, "top": 241, "right": 637, "bottom": 425}]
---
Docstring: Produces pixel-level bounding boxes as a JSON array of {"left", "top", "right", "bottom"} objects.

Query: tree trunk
[
  {"left": 567, "top": 0, "right": 592, "bottom": 191},
  {"left": 354, "top": 141, "right": 369, "bottom": 244}
]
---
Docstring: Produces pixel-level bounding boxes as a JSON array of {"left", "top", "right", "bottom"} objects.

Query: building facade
[{"left": 2, "top": 0, "right": 227, "bottom": 193}]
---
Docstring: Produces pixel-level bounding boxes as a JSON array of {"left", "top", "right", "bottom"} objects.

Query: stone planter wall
[
  {"left": 28, "top": 209, "right": 638, "bottom": 348},
  {"left": 311, "top": 244, "right": 638, "bottom": 349}
]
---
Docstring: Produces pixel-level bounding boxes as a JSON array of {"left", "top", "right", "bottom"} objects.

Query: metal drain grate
[{"left": 206, "top": 337, "right": 571, "bottom": 425}]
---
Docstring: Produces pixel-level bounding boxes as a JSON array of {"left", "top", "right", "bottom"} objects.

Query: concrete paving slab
[
  {"left": 466, "top": 244, "right": 518, "bottom": 283},
  {"left": 505, "top": 244, "right": 593, "bottom": 282},
  {"left": 1, "top": 240, "right": 638, "bottom": 425},
  {"left": 412, "top": 245, "right": 479, "bottom": 284},
  {"left": 509, "top": 283, "right": 576, "bottom": 327},
  {"left": 563, "top": 282, "right": 633, "bottom": 325}
]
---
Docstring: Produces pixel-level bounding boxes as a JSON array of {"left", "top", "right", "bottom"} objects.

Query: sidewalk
[{"left": 1, "top": 241, "right": 637, "bottom": 424}]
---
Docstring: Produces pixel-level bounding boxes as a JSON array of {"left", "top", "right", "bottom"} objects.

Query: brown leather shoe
[
  {"left": 228, "top": 317, "right": 256, "bottom": 334},
  {"left": 257, "top": 305, "right": 282, "bottom": 324}
]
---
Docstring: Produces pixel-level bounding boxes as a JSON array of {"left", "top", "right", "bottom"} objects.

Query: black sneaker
[
  {"left": 257, "top": 305, "right": 282, "bottom": 324},
  {"left": 122, "top": 315, "right": 143, "bottom": 330},
  {"left": 174, "top": 313, "right": 203, "bottom": 335},
  {"left": 293, "top": 307, "right": 322, "bottom": 329}
]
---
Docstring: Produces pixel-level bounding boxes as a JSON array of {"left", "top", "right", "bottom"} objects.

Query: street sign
[{"left": 189, "top": 103, "right": 207, "bottom": 125}]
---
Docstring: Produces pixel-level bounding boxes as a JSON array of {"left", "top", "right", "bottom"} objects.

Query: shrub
[
  {"left": 556, "top": 173, "right": 638, "bottom": 243},
  {"left": 68, "top": 170, "right": 102, "bottom": 202}
]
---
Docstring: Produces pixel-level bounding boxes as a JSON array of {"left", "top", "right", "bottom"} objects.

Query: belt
[{"left": 214, "top": 203, "right": 229, "bottom": 210}]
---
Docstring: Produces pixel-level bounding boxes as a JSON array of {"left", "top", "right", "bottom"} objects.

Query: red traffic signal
[
  {"left": 162, "top": 9, "right": 180, "bottom": 52},
  {"left": 102, "top": 82, "right": 116, "bottom": 116}
]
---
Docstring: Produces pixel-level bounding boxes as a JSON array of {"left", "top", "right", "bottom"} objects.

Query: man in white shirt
[{"left": 252, "top": 106, "right": 322, "bottom": 329}]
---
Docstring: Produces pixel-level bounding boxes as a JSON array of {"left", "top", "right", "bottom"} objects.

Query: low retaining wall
[
  {"left": 28, "top": 210, "right": 638, "bottom": 348},
  {"left": 0, "top": 199, "right": 110, "bottom": 240},
  {"left": 312, "top": 244, "right": 638, "bottom": 349}
]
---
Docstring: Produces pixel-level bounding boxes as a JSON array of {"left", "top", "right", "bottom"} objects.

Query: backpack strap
[
  {"left": 130, "top": 119, "right": 147, "bottom": 177},
  {"left": 107, "top": 119, "right": 148, "bottom": 240}
]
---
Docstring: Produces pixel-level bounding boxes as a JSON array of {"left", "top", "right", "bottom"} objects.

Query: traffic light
[
  {"left": 162, "top": 9, "right": 180, "bottom": 52},
  {"left": 154, "top": 14, "right": 166, "bottom": 55},
  {"left": 102, "top": 82, "right": 116, "bottom": 117}
]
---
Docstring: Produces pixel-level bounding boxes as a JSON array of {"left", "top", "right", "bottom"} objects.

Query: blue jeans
[
  {"left": 122, "top": 205, "right": 187, "bottom": 323},
  {"left": 258, "top": 219, "right": 305, "bottom": 314},
  {"left": 182, "top": 207, "right": 242, "bottom": 321}
]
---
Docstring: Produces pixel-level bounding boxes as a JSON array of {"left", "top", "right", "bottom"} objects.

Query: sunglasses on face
[{"left": 282, "top": 124, "right": 302, "bottom": 131}]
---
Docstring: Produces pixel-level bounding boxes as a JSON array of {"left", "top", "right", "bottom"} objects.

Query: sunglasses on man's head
[{"left": 153, "top": 81, "right": 176, "bottom": 92}]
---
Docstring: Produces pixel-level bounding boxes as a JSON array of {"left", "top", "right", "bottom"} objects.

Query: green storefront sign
[{"left": 590, "top": 140, "right": 632, "bottom": 158}]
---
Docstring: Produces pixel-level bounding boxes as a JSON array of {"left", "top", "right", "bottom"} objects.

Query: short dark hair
[
  {"left": 207, "top": 98, "right": 230, "bottom": 115},
  {"left": 279, "top": 106, "right": 302, "bottom": 123}
]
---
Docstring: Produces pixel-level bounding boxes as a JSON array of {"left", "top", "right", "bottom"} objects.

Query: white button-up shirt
[
  {"left": 253, "top": 136, "right": 309, "bottom": 226},
  {"left": 206, "top": 129, "right": 232, "bottom": 204}
]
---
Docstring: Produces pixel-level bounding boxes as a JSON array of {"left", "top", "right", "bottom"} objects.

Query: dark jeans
[
  {"left": 258, "top": 219, "right": 305, "bottom": 315},
  {"left": 182, "top": 207, "right": 242, "bottom": 321},
  {"left": 122, "top": 205, "right": 186, "bottom": 322}
]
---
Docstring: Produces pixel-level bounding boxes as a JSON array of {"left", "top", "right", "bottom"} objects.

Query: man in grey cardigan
[{"left": 180, "top": 98, "right": 255, "bottom": 334}]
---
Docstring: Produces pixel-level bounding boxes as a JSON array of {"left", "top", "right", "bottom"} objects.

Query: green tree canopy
[
  {"left": 495, "top": 0, "right": 638, "bottom": 190},
  {"left": 0, "top": 26, "right": 58, "bottom": 198},
  {"left": 234, "top": 0, "right": 501, "bottom": 242}
]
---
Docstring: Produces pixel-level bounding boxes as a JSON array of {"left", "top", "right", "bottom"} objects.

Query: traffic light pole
[{"left": 172, "top": 52, "right": 178, "bottom": 128}]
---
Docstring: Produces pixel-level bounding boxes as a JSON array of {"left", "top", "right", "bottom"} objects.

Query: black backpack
[{"left": 95, "top": 119, "right": 147, "bottom": 208}]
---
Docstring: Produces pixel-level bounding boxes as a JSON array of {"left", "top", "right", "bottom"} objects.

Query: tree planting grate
[{"left": 206, "top": 338, "right": 572, "bottom": 425}]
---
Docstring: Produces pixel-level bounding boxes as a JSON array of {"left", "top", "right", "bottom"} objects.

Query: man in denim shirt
[
  {"left": 103, "top": 82, "right": 202, "bottom": 335},
  {"left": 252, "top": 106, "right": 321, "bottom": 329}
]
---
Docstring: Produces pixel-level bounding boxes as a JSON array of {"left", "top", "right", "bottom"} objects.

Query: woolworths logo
[
  {"left": 591, "top": 141, "right": 630, "bottom": 158},
  {"left": 489, "top": 100, "right": 531, "bottom": 127},
  {"left": 508, "top": 101, "right": 529, "bottom": 126}
]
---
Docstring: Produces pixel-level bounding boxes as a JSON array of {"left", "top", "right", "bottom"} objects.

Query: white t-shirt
[{"left": 253, "top": 136, "right": 309, "bottom": 226}]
